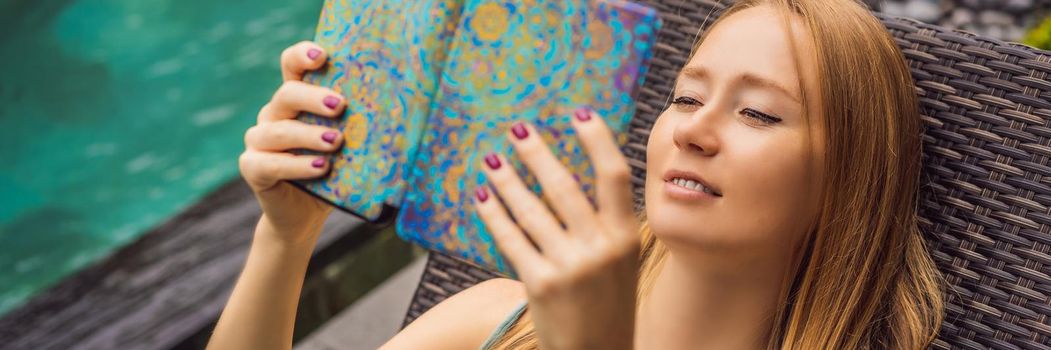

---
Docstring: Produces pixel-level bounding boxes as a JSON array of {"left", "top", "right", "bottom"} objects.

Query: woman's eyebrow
[{"left": 679, "top": 66, "right": 801, "bottom": 103}]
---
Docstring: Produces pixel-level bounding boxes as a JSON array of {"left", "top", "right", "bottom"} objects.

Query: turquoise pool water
[{"left": 0, "top": 0, "right": 324, "bottom": 315}]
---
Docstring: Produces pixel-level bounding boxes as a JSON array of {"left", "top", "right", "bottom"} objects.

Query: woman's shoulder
[{"left": 379, "top": 278, "right": 527, "bottom": 350}]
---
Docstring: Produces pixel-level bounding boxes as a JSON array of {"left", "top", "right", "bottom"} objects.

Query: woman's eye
[
  {"left": 672, "top": 96, "right": 702, "bottom": 106},
  {"left": 741, "top": 108, "right": 783, "bottom": 125},
  {"left": 672, "top": 96, "right": 701, "bottom": 106}
]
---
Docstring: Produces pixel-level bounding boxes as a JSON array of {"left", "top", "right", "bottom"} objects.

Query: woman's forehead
[{"left": 684, "top": 6, "right": 817, "bottom": 99}]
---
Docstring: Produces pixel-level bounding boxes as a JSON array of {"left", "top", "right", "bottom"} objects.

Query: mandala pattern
[
  {"left": 293, "top": 0, "right": 464, "bottom": 221},
  {"left": 396, "top": 0, "right": 659, "bottom": 274},
  {"left": 293, "top": 0, "right": 659, "bottom": 274}
]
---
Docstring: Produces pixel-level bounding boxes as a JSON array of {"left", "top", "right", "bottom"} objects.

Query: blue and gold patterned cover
[
  {"left": 293, "top": 0, "right": 465, "bottom": 221},
  {"left": 397, "top": 0, "right": 659, "bottom": 274},
  {"left": 294, "top": 0, "right": 659, "bottom": 274}
]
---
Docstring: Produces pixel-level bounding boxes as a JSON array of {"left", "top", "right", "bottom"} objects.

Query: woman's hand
[
  {"left": 210, "top": 41, "right": 350, "bottom": 350},
  {"left": 239, "top": 41, "right": 346, "bottom": 246},
  {"left": 473, "top": 108, "right": 641, "bottom": 350}
]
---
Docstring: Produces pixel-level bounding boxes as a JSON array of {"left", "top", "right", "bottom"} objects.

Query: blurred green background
[
  {"left": 0, "top": 0, "right": 323, "bottom": 315},
  {"left": 1025, "top": 15, "right": 1051, "bottom": 50}
]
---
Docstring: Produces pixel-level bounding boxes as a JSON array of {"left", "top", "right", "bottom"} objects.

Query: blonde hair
[{"left": 489, "top": 0, "right": 944, "bottom": 348}]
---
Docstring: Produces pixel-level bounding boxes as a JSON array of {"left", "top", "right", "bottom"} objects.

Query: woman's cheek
[
  {"left": 727, "top": 134, "right": 816, "bottom": 231},
  {"left": 744, "top": 136, "right": 815, "bottom": 231},
  {"left": 645, "top": 114, "right": 677, "bottom": 172}
]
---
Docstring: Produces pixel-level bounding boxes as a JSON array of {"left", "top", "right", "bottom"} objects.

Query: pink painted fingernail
[
  {"left": 307, "top": 48, "right": 322, "bottom": 60},
  {"left": 484, "top": 153, "right": 502, "bottom": 170},
  {"left": 323, "top": 95, "right": 341, "bottom": 109},
  {"left": 511, "top": 122, "right": 529, "bottom": 139},
  {"left": 475, "top": 187, "right": 489, "bottom": 202},
  {"left": 574, "top": 106, "right": 592, "bottom": 121},
  {"left": 312, "top": 158, "right": 326, "bottom": 168},
  {"left": 322, "top": 131, "right": 338, "bottom": 143}
]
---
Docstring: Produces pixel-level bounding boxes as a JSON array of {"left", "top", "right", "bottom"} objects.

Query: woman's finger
[
  {"left": 244, "top": 119, "right": 343, "bottom": 152},
  {"left": 259, "top": 81, "right": 346, "bottom": 123},
  {"left": 571, "top": 108, "right": 637, "bottom": 232},
  {"left": 238, "top": 149, "right": 330, "bottom": 191},
  {"left": 472, "top": 185, "right": 549, "bottom": 279},
  {"left": 505, "top": 121, "right": 600, "bottom": 237},
  {"left": 280, "top": 41, "right": 327, "bottom": 82},
  {"left": 481, "top": 152, "right": 570, "bottom": 257}
]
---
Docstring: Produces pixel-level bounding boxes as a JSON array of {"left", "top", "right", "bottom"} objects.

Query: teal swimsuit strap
[{"left": 479, "top": 300, "right": 529, "bottom": 350}]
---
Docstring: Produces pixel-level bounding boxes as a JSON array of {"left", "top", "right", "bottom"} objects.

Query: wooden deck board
[{"left": 0, "top": 179, "right": 396, "bottom": 350}]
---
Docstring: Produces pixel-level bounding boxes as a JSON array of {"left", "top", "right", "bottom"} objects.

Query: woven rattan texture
[
  {"left": 401, "top": 251, "right": 503, "bottom": 328},
  {"left": 402, "top": 2, "right": 1051, "bottom": 349},
  {"left": 884, "top": 17, "right": 1051, "bottom": 350}
]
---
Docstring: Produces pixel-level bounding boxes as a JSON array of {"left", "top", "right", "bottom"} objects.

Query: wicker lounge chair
[{"left": 401, "top": 1, "right": 1051, "bottom": 349}]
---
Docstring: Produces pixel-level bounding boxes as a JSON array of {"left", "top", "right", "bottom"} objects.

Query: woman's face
[{"left": 645, "top": 6, "right": 824, "bottom": 259}]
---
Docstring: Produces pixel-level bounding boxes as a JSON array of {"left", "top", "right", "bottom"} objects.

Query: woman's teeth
[{"left": 671, "top": 177, "right": 717, "bottom": 196}]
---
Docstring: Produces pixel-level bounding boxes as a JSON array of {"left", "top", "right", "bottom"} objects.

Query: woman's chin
[{"left": 644, "top": 201, "right": 762, "bottom": 254}]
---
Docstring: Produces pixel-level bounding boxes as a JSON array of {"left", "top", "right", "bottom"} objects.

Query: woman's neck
[{"left": 635, "top": 250, "right": 790, "bottom": 349}]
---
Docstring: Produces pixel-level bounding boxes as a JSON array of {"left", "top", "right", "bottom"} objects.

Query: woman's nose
[{"left": 671, "top": 105, "right": 721, "bottom": 157}]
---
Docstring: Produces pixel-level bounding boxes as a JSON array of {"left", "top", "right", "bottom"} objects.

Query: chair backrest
[{"left": 404, "top": 1, "right": 1051, "bottom": 349}]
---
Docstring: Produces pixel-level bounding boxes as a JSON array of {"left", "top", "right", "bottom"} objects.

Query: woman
[{"left": 208, "top": 0, "right": 945, "bottom": 348}]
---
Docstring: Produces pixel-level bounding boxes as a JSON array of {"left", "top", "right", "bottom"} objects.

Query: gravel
[{"left": 863, "top": 0, "right": 1051, "bottom": 41}]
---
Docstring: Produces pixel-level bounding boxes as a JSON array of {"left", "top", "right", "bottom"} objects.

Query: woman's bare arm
[
  {"left": 207, "top": 216, "right": 323, "bottom": 350},
  {"left": 207, "top": 40, "right": 345, "bottom": 350}
]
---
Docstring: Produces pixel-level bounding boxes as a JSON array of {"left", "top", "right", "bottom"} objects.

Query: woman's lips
[{"left": 663, "top": 179, "right": 722, "bottom": 202}]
